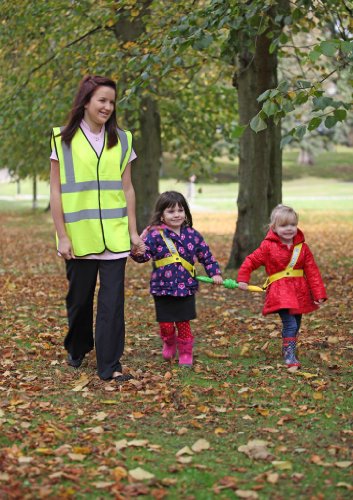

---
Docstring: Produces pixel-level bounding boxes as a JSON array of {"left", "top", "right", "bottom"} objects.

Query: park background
[{"left": 1, "top": 1, "right": 353, "bottom": 499}]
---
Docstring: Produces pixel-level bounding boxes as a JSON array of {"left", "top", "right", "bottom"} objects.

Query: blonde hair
[{"left": 269, "top": 204, "right": 298, "bottom": 229}]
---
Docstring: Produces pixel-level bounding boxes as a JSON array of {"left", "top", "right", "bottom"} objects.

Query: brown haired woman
[{"left": 50, "top": 75, "right": 145, "bottom": 383}]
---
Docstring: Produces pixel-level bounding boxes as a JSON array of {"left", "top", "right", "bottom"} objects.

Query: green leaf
[
  {"left": 232, "top": 125, "right": 247, "bottom": 139},
  {"left": 279, "top": 33, "right": 289, "bottom": 44},
  {"left": 295, "top": 125, "right": 307, "bottom": 141},
  {"left": 334, "top": 109, "right": 347, "bottom": 122},
  {"left": 192, "top": 34, "right": 213, "bottom": 50},
  {"left": 324, "top": 115, "right": 338, "bottom": 128},
  {"left": 297, "top": 80, "right": 311, "bottom": 89},
  {"left": 262, "top": 100, "right": 278, "bottom": 117},
  {"left": 294, "top": 92, "right": 309, "bottom": 105},
  {"left": 308, "top": 117, "right": 322, "bottom": 131},
  {"left": 340, "top": 41, "right": 353, "bottom": 54},
  {"left": 277, "top": 81, "right": 290, "bottom": 93},
  {"left": 313, "top": 96, "right": 334, "bottom": 110},
  {"left": 320, "top": 41, "right": 337, "bottom": 57},
  {"left": 269, "top": 89, "right": 280, "bottom": 98},
  {"left": 250, "top": 114, "right": 268, "bottom": 133},
  {"left": 269, "top": 39, "right": 278, "bottom": 54},
  {"left": 309, "top": 48, "right": 322, "bottom": 63},
  {"left": 257, "top": 89, "right": 271, "bottom": 103}
]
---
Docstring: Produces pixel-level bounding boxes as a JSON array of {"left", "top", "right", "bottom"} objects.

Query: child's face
[
  {"left": 162, "top": 204, "right": 186, "bottom": 232},
  {"left": 274, "top": 221, "right": 298, "bottom": 244}
]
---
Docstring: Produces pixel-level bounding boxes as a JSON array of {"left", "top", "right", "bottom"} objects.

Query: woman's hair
[
  {"left": 269, "top": 204, "right": 298, "bottom": 229},
  {"left": 149, "top": 191, "right": 193, "bottom": 228},
  {"left": 60, "top": 75, "right": 119, "bottom": 148}
]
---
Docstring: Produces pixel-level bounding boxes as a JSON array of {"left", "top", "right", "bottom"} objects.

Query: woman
[{"left": 50, "top": 75, "right": 145, "bottom": 382}]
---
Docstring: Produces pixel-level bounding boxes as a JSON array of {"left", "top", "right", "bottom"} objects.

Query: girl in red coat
[{"left": 237, "top": 205, "right": 327, "bottom": 368}]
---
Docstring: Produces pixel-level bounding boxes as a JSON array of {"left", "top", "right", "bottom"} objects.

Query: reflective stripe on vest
[
  {"left": 154, "top": 230, "right": 196, "bottom": 277},
  {"left": 262, "top": 243, "right": 304, "bottom": 289},
  {"left": 51, "top": 126, "right": 132, "bottom": 256}
]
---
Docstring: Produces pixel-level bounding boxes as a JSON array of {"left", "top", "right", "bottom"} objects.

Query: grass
[
  {"left": 1, "top": 177, "right": 353, "bottom": 214},
  {"left": 161, "top": 146, "right": 353, "bottom": 182}
]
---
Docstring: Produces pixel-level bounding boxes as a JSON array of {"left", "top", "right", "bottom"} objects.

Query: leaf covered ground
[{"left": 0, "top": 210, "right": 352, "bottom": 499}]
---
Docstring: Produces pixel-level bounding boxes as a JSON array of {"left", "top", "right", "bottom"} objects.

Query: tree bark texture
[
  {"left": 132, "top": 96, "right": 162, "bottom": 232},
  {"left": 227, "top": 34, "right": 282, "bottom": 269}
]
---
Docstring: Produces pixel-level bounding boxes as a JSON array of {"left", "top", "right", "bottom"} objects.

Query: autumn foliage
[{"left": 0, "top": 210, "right": 352, "bottom": 499}]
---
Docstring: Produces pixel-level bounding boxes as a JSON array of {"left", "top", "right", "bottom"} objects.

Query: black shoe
[
  {"left": 67, "top": 353, "right": 85, "bottom": 368},
  {"left": 112, "top": 373, "right": 134, "bottom": 383}
]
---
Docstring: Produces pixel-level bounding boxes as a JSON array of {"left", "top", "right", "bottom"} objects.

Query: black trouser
[{"left": 64, "top": 258, "right": 127, "bottom": 379}]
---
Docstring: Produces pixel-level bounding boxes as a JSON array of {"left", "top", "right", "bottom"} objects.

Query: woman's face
[{"left": 84, "top": 85, "right": 116, "bottom": 131}]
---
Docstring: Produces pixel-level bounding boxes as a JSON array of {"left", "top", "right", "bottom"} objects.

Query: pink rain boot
[
  {"left": 160, "top": 332, "right": 177, "bottom": 360},
  {"left": 177, "top": 338, "right": 194, "bottom": 366}
]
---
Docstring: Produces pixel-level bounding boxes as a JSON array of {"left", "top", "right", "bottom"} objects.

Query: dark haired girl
[
  {"left": 50, "top": 75, "right": 145, "bottom": 383},
  {"left": 131, "top": 191, "right": 222, "bottom": 366}
]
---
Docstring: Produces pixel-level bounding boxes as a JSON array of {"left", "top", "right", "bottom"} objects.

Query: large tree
[{"left": 165, "top": 0, "right": 352, "bottom": 266}]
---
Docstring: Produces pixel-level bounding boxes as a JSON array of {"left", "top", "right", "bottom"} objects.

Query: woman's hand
[
  {"left": 58, "top": 236, "right": 74, "bottom": 260},
  {"left": 238, "top": 281, "right": 248, "bottom": 291},
  {"left": 212, "top": 275, "right": 223, "bottom": 285},
  {"left": 131, "top": 234, "right": 146, "bottom": 256}
]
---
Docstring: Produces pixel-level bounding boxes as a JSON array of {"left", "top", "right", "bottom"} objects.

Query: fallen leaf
[
  {"left": 176, "top": 446, "right": 194, "bottom": 457},
  {"left": 67, "top": 453, "right": 86, "bottom": 461},
  {"left": 112, "top": 466, "right": 128, "bottom": 481},
  {"left": 335, "top": 461, "right": 352, "bottom": 468},
  {"left": 235, "top": 489, "right": 259, "bottom": 499},
  {"left": 128, "top": 467, "right": 155, "bottom": 481},
  {"left": 115, "top": 439, "right": 128, "bottom": 451},
  {"left": 271, "top": 460, "right": 292, "bottom": 470},
  {"left": 177, "top": 456, "right": 193, "bottom": 464},
  {"left": 191, "top": 439, "right": 210, "bottom": 452},
  {"left": 128, "top": 439, "right": 149, "bottom": 447},
  {"left": 238, "top": 440, "right": 273, "bottom": 460},
  {"left": 266, "top": 472, "right": 279, "bottom": 484}
]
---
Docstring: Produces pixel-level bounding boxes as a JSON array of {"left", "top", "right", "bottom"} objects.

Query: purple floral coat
[{"left": 131, "top": 225, "right": 221, "bottom": 297}]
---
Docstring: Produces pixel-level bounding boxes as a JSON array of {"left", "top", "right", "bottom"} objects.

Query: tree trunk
[
  {"left": 32, "top": 174, "right": 38, "bottom": 210},
  {"left": 227, "top": 35, "right": 282, "bottom": 269},
  {"left": 132, "top": 96, "right": 162, "bottom": 231},
  {"left": 113, "top": 0, "right": 161, "bottom": 232}
]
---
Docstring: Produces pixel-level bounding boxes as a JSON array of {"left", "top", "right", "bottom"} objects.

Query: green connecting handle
[{"left": 196, "top": 275, "right": 264, "bottom": 293}]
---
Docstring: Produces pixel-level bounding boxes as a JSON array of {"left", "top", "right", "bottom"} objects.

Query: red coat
[{"left": 237, "top": 228, "right": 327, "bottom": 315}]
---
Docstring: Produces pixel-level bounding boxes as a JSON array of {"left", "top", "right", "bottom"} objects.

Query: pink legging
[{"left": 159, "top": 321, "right": 193, "bottom": 340}]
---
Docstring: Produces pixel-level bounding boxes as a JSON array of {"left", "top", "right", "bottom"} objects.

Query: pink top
[{"left": 51, "top": 120, "right": 136, "bottom": 260}]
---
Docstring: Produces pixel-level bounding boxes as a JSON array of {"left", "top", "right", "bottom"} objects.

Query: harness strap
[
  {"left": 154, "top": 231, "right": 196, "bottom": 277},
  {"left": 263, "top": 243, "right": 303, "bottom": 289}
]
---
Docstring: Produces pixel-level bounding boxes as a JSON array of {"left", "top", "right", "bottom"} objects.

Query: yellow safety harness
[
  {"left": 154, "top": 230, "right": 196, "bottom": 277},
  {"left": 262, "top": 243, "right": 304, "bottom": 290}
]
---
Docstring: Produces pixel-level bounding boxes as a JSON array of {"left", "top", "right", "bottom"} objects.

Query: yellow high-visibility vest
[
  {"left": 154, "top": 230, "right": 196, "bottom": 277},
  {"left": 51, "top": 126, "right": 132, "bottom": 257},
  {"left": 262, "top": 243, "right": 304, "bottom": 289}
]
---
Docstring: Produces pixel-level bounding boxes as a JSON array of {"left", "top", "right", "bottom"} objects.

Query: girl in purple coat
[{"left": 131, "top": 191, "right": 223, "bottom": 366}]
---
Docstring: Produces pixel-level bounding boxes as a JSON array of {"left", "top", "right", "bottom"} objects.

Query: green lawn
[
  {"left": 160, "top": 177, "right": 353, "bottom": 212},
  {"left": 162, "top": 146, "right": 353, "bottom": 182},
  {"left": 0, "top": 177, "right": 352, "bottom": 214}
]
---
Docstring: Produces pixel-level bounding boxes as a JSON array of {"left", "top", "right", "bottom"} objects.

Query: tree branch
[{"left": 0, "top": 26, "right": 104, "bottom": 112}]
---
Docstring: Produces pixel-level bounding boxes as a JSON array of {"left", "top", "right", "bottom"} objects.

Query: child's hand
[
  {"left": 131, "top": 235, "right": 146, "bottom": 256},
  {"left": 238, "top": 281, "right": 248, "bottom": 291},
  {"left": 314, "top": 298, "right": 326, "bottom": 306},
  {"left": 212, "top": 275, "right": 223, "bottom": 285}
]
